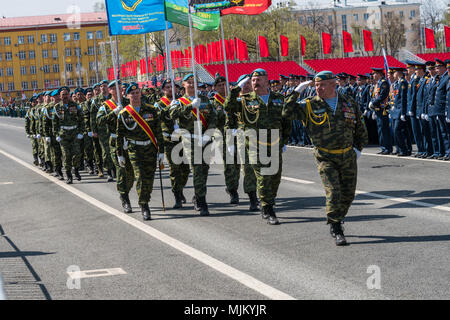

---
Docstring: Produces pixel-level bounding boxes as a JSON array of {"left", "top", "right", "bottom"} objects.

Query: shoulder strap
[{"left": 124, "top": 105, "right": 158, "bottom": 150}]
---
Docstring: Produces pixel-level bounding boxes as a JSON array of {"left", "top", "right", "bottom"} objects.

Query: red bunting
[
  {"left": 280, "top": 35, "right": 289, "bottom": 57},
  {"left": 259, "top": 35, "right": 269, "bottom": 58},
  {"left": 322, "top": 32, "right": 332, "bottom": 55},
  {"left": 221, "top": 0, "right": 271, "bottom": 16},
  {"left": 363, "top": 29, "right": 373, "bottom": 52},
  {"left": 424, "top": 27, "right": 435, "bottom": 49},
  {"left": 445, "top": 26, "right": 450, "bottom": 48},
  {"left": 300, "top": 35, "right": 306, "bottom": 57},
  {"left": 342, "top": 31, "right": 353, "bottom": 53}
]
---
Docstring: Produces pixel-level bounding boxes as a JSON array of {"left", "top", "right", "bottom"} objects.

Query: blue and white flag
[
  {"left": 105, "top": 0, "right": 171, "bottom": 35},
  {"left": 382, "top": 48, "right": 390, "bottom": 85}
]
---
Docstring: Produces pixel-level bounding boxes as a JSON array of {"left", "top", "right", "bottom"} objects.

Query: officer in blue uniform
[
  {"left": 427, "top": 59, "right": 445, "bottom": 159},
  {"left": 445, "top": 60, "right": 450, "bottom": 160},
  {"left": 369, "top": 67, "right": 392, "bottom": 154},
  {"left": 405, "top": 62, "right": 423, "bottom": 157},
  {"left": 390, "top": 67, "right": 409, "bottom": 156},
  {"left": 433, "top": 58, "right": 449, "bottom": 160},
  {"left": 415, "top": 62, "right": 434, "bottom": 158}
]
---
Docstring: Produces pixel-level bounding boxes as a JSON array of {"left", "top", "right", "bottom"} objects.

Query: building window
[
  {"left": 399, "top": 11, "right": 404, "bottom": 18},
  {"left": 66, "top": 64, "right": 73, "bottom": 72},
  {"left": 0, "top": 53, "right": 2, "bottom": 61},
  {"left": 375, "top": 13, "right": 380, "bottom": 20},
  {"left": 89, "top": 77, "right": 96, "bottom": 85},
  {"left": 53, "top": 64, "right": 60, "bottom": 73},
  {"left": 5, "top": 52, "right": 12, "bottom": 61},
  {"left": 22, "top": 81, "right": 28, "bottom": 90},
  {"left": 64, "top": 33, "right": 71, "bottom": 41},
  {"left": 386, "top": 12, "right": 392, "bottom": 19},
  {"left": 42, "top": 50, "right": 49, "bottom": 59},
  {"left": 96, "top": 31, "right": 103, "bottom": 39},
  {"left": 328, "top": 16, "right": 333, "bottom": 24},
  {"left": 20, "top": 66, "right": 27, "bottom": 75},
  {"left": 52, "top": 49, "right": 58, "bottom": 58},
  {"left": 41, "top": 34, "right": 48, "bottom": 43},
  {"left": 364, "top": 13, "right": 369, "bottom": 21},
  {"left": 6, "top": 68, "right": 14, "bottom": 76},
  {"left": 18, "top": 51, "right": 26, "bottom": 60},
  {"left": 89, "top": 61, "right": 96, "bottom": 71},
  {"left": 0, "top": 83, "right": 4, "bottom": 91},
  {"left": 353, "top": 14, "right": 358, "bottom": 22},
  {"left": 4, "top": 37, "right": 11, "bottom": 45},
  {"left": 28, "top": 35, "right": 34, "bottom": 44},
  {"left": 18, "top": 36, "right": 25, "bottom": 44},
  {"left": 76, "top": 78, "right": 84, "bottom": 87},
  {"left": 74, "top": 48, "right": 81, "bottom": 57},
  {"left": 87, "top": 32, "right": 94, "bottom": 40},
  {"left": 298, "top": 17, "right": 303, "bottom": 24},
  {"left": 31, "top": 81, "right": 38, "bottom": 89},
  {"left": 8, "top": 82, "right": 15, "bottom": 91},
  {"left": 44, "top": 79, "right": 51, "bottom": 89},
  {"left": 342, "top": 15, "right": 347, "bottom": 31},
  {"left": 76, "top": 62, "right": 82, "bottom": 72},
  {"left": 0, "top": 69, "right": 3, "bottom": 76},
  {"left": 29, "top": 50, "right": 35, "bottom": 59},
  {"left": 42, "top": 65, "right": 50, "bottom": 73},
  {"left": 50, "top": 33, "right": 57, "bottom": 43},
  {"left": 67, "top": 79, "right": 74, "bottom": 86},
  {"left": 307, "top": 16, "right": 313, "bottom": 25},
  {"left": 410, "top": 10, "right": 415, "bottom": 18},
  {"left": 30, "top": 66, "right": 37, "bottom": 74},
  {"left": 73, "top": 32, "right": 80, "bottom": 41},
  {"left": 54, "top": 79, "right": 61, "bottom": 87},
  {"left": 65, "top": 48, "right": 71, "bottom": 57},
  {"left": 87, "top": 46, "right": 95, "bottom": 55}
]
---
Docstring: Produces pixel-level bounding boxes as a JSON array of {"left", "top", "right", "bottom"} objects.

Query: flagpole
[
  {"left": 165, "top": 20, "right": 176, "bottom": 100},
  {"left": 109, "top": 36, "right": 123, "bottom": 108},
  {"left": 256, "top": 35, "right": 259, "bottom": 62},
  {"left": 278, "top": 35, "right": 281, "bottom": 61},
  {"left": 220, "top": 18, "right": 229, "bottom": 95},
  {"left": 298, "top": 35, "right": 302, "bottom": 66},
  {"left": 115, "top": 36, "right": 120, "bottom": 80},
  {"left": 144, "top": 33, "right": 150, "bottom": 83},
  {"left": 188, "top": 6, "right": 201, "bottom": 146}
]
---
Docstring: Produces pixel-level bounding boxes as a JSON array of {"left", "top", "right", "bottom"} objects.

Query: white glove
[
  {"left": 400, "top": 115, "right": 406, "bottom": 122},
  {"left": 27, "top": 134, "right": 31, "bottom": 138},
  {"left": 231, "top": 128, "right": 238, "bottom": 136},
  {"left": 191, "top": 98, "right": 201, "bottom": 109},
  {"left": 113, "top": 105, "right": 123, "bottom": 115},
  {"left": 201, "top": 134, "right": 211, "bottom": 146},
  {"left": 372, "top": 112, "right": 377, "bottom": 120},
  {"left": 56, "top": 136, "right": 61, "bottom": 142},
  {"left": 117, "top": 156, "right": 126, "bottom": 168},
  {"left": 45, "top": 137, "right": 51, "bottom": 143},
  {"left": 36, "top": 134, "right": 41, "bottom": 139},
  {"left": 421, "top": 114, "right": 426, "bottom": 120},
  {"left": 354, "top": 147, "right": 361, "bottom": 160},
  {"left": 446, "top": 118, "right": 450, "bottom": 123},
  {"left": 123, "top": 138, "right": 128, "bottom": 151},
  {"left": 227, "top": 145, "right": 235, "bottom": 155},
  {"left": 77, "top": 134, "right": 83, "bottom": 140},
  {"left": 88, "top": 131, "right": 93, "bottom": 137},
  {"left": 363, "top": 110, "right": 368, "bottom": 117},
  {"left": 157, "top": 153, "right": 164, "bottom": 163},
  {"left": 238, "top": 76, "right": 250, "bottom": 89},
  {"left": 282, "top": 145, "right": 287, "bottom": 153},
  {"left": 294, "top": 81, "right": 312, "bottom": 94},
  {"left": 407, "top": 111, "right": 413, "bottom": 116},
  {"left": 169, "top": 100, "right": 179, "bottom": 110},
  {"left": 436, "top": 116, "right": 439, "bottom": 121},
  {"left": 388, "top": 114, "right": 391, "bottom": 119},
  {"left": 425, "top": 115, "right": 429, "bottom": 121},
  {"left": 368, "top": 102, "right": 374, "bottom": 110}
]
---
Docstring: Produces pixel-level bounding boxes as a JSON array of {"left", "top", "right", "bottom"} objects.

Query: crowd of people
[{"left": 0, "top": 58, "right": 448, "bottom": 246}]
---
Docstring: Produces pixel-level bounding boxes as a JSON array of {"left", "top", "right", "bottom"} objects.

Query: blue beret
[
  {"left": 74, "top": 88, "right": 83, "bottom": 94},
  {"left": 251, "top": 69, "right": 267, "bottom": 77},
  {"left": 125, "top": 82, "right": 139, "bottom": 95},
  {"left": 161, "top": 79, "right": 172, "bottom": 89},
  {"left": 84, "top": 87, "right": 93, "bottom": 94},
  {"left": 435, "top": 58, "right": 445, "bottom": 66},
  {"left": 44, "top": 91, "right": 51, "bottom": 96},
  {"left": 58, "top": 86, "right": 70, "bottom": 94},
  {"left": 183, "top": 74, "right": 194, "bottom": 81},
  {"left": 92, "top": 83, "right": 100, "bottom": 88},
  {"left": 108, "top": 80, "right": 121, "bottom": 88},
  {"left": 237, "top": 74, "right": 249, "bottom": 83},
  {"left": 314, "top": 71, "right": 336, "bottom": 81},
  {"left": 50, "top": 90, "right": 59, "bottom": 97},
  {"left": 100, "top": 80, "right": 109, "bottom": 85}
]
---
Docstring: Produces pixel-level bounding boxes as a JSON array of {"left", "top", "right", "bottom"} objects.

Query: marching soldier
[
  {"left": 225, "top": 69, "right": 291, "bottom": 225},
  {"left": 169, "top": 74, "right": 217, "bottom": 216},
  {"left": 284, "top": 71, "right": 368, "bottom": 246},
  {"left": 433, "top": 58, "right": 449, "bottom": 160},
  {"left": 415, "top": 63, "right": 434, "bottom": 158},
  {"left": 25, "top": 97, "right": 39, "bottom": 165},
  {"left": 116, "top": 83, "right": 164, "bottom": 221},
  {"left": 155, "top": 79, "right": 190, "bottom": 209},
  {"left": 390, "top": 67, "right": 409, "bottom": 156},
  {"left": 445, "top": 60, "right": 450, "bottom": 160},
  {"left": 81, "top": 88, "right": 96, "bottom": 174},
  {"left": 53, "top": 86, "right": 85, "bottom": 184}
]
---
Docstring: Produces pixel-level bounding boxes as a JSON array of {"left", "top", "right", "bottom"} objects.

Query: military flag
[
  {"left": 165, "top": 0, "right": 220, "bottom": 30},
  {"left": 424, "top": 27, "right": 435, "bottom": 49},
  {"left": 221, "top": 0, "right": 271, "bottom": 15},
  {"left": 342, "top": 30, "right": 353, "bottom": 53},
  {"left": 445, "top": 26, "right": 450, "bottom": 48},
  {"left": 363, "top": 29, "right": 373, "bottom": 52}
]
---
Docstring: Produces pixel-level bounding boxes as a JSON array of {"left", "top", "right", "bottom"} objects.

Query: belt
[
  {"left": 128, "top": 139, "right": 151, "bottom": 146},
  {"left": 61, "top": 125, "right": 77, "bottom": 130},
  {"left": 110, "top": 133, "right": 118, "bottom": 139},
  {"left": 316, "top": 146, "right": 352, "bottom": 154}
]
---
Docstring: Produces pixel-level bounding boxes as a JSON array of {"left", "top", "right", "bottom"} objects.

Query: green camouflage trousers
[
  {"left": 30, "top": 137, "right": 38, "bottom": 157},
  {"left": 165, "top": 141, "right": 190, "bottom": 194},
  {"left": 50, "top": 138, "right": 62, "bottom": 171},
  {"left": 127, "top": 143, "right": 157, "bottom": 205},
  {"left": 110, "top": 138, "right": 134, "bottom": 196},
  {"left": 92, "top": 136, "right": 103, "bottom": 169},
  {"left": 83, "top": 135, "right": 94, "bottom": 163},
  {"left": 59, "top": 130, "right": 81, "bottom": 172},
  {"left": 182, "top": 137, "right": 210, "bottom": 198},
  {"left": 38, "top": 138, "right": 45, "bottom": 160},
  {"left": 314, "top": 148, "right": 358, "bottom": 224},
  {"left": 44, "top": 139, "right": 51, "bottom": 162},
  {"left": 237, "top": 133, "right": 256, "bottom": 194},
  {"left": 222, "top": 134, "right": 240, "bottom": 193},
  {"left": 98, "top": 132, "right": 114, "bottom": 171}
]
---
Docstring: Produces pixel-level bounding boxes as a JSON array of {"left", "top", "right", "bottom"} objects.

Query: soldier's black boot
[
  {"left": 261, "top": 205, "right": 270, "bottom": 220},
  {"left": 44, "top": 161, "right": 49, "bottom": 172},
  {"left": 173, "top": 191, "right": 183, "bottom": 209},
  {"left": 111, "top": 167, "right": 117, "bottom": 179},
  {"left": 198, "top": 196, "right": 210, "bottom": 216},
  {"left": 141, "top": 203, "right": 151, "bottom": 221},
  {"left": 120, "top": 194, "right": 132, "bottom": 213},
  {"left": 181, "top": 191, "right": 186, "bottom": 204},
  {"left": 47, "top": 162, "right": 54, "bottom": 174},
  {"left": 98, "top": 165, "right": 104, "bottom": 178},
  {"left": 267, "top": 205, "right": 280, "bottom": 225},
  {"left": 192, "top": 195, "right": 200, "bottom": 211},
  {"left": 330, "top": 222, "right": 347, "bottom": 246},
  {"left": 74, "top": 168, "right": 82, "bottom": 181},
  {"left": 33, "top": 154, "right": 39, "bottom": 166},
  {"left": 106, "top": 169, "right": 114, "bottom": 182},
  {"left": 65, "top": 170, "right": 73, "bottom": 184},
  {"left": 248, "top": 191, "right": 260, "bottom": 212},
  {"left": 56, "top": 168, "right": 64, "bottom": 180},
  {"left": 229, "top": 189, "right": 239, "bottom": 205},
  {"left": 88, "top": 161, "right": 95, "bottom": 175}
]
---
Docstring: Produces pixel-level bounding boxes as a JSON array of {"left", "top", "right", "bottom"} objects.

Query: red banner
[
  {"left": 342, "top": 31, "right": 353, "bottom": 53},
  {"left": 259, "top": 35, "right": 269, "bottom": 57},
  {"left": 280, "top": 35, "right": 289, "bottom": 57},
  {"left": 235, "top": 38, "right": 249, "bottom": 61},
  {"left": 300, "top": 35, "right": 306, "bottom": 56},
  {"left": 221, "top": 0, "right": 271, "bottom": 16},
  {"left": 425, "top": 27, "right": 435, "bottom": 49},
  {"left": 322, "top": 32, "right": 332, "bottom": 55},
  {"left": 445, "top": 26, "right": 450, "bottom": 48},
  {"left": 363, "top": 29, "right": 373, "bottom": 52}
]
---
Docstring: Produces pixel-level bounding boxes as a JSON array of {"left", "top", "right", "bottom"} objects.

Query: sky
[{"left": 0, "top": 0, "right": 102, "bottom": 18}]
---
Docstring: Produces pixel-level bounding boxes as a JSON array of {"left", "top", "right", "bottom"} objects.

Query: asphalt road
[{"left": 0, "top": 117, "right": 449, "bottom": 301}]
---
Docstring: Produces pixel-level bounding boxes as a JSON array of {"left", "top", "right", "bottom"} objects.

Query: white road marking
[
  {"left": 67, "top": 268, "right": 127, "bottom": 280},
  {"left": 0, "top": 147, "right": 295, "bottom": 300},
  {"left": 0, "top": 182, "right": 13, "bottom": 185},
  {"left": 281, "top": 176, "right": 315, "bottom": 184}
]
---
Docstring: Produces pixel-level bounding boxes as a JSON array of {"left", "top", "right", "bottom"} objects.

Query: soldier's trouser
[
  {"left": 375, "top": 111, "right": 393, "bottom": 153},
  {"left": 110, "top": 138, "right": 134, "bottom": 196},
  {"left": 222, "top": 135, "right": 240, "bottom": 193},
  {"left": 430, "top": 116, "right": 445, "bottom": 156},
  {"left": 165, "top": 141, "right": 190, "bottom": 193},
  {"left": 59, "top": 131, "right": 81, "bottom": 172},
  {"left": 92, "top": 136, "right": 103, "bottom": 169},
  {"left": 51, "top": 138, "right": 62, "bottom": 171},
  {"left": 182, "top": 137, "right": 210, "bottom": 198},
  {"left": 315, "top": 148, "right": 357, "bottom": 224},
  {"left": 31, "top": 137, "right": 38, "bottom": 157},
  {"left": 419, "top": 118, "right": 433, "bottom": 155},
  {"left": 44, "top": 138, "right": 52, "bottom": 162},
  {"left": 38, "top": 137, "right": 45, "bottom": 160},
  {"left": 435, "top": 115, "right": 450, "bottom": 157},
  {"left": 249, "top": 148, "right": 282, "bottom": 208},
  {"left": 98, "top": 132, "right": 113, "bottom": 170},
  {"left": 393, "top": 119, "right": 408, "bottom": 154},
  {"left": 84, "top": 135, "right": 94, "bottom": 163},
  {"left": 237, "top": 134, "right": 256, "bottom": 194},
  {"left": 409, "top": 116, "right": 424, "bottom": 154},
  {"left": 127, "top": 143, "right": 157, "bottom": 205}
]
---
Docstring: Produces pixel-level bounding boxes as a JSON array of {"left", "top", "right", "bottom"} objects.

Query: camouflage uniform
[
  {"left": 91, "top": 94, "right": 113, "bottom": 174},
  {"left": 156, "top": 96, "right": 190, "bottom": 202},
  {"left": 35, "top": 102, "right": 45, "bottom": 165},
  {"left": 25, "top": 105, "right": 39, "bottom": 164},
  {"left": 284, "top": 91, "right": 368, "bottom": 223},
  {"left": 116, "top": 104, "right": 163, "bottom": 206},
  {"left": 42, "top": 101, "right": 63, "bottom": 176},
  {"left": 80, "top": 99, "right": 95, "bottom": 171}
]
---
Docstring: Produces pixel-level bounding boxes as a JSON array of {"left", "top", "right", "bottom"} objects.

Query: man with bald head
[{"left": 284, "top": 71, "right": 368, "bottom": 246}]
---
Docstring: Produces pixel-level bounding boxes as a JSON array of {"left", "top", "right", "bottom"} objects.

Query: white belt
[
  {"left": 61, "top": 125, "right": 77, "bottom": 130},
  {"left": 128, "top": 139, "right": 151, "bottom": 146},
  {"left": 110, "top": 133, "right": 118, "bottom": 139}
]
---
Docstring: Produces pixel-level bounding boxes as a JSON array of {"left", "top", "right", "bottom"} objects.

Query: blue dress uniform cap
[
  {"left": 348, "top": 74, "right": 356, "bottom": 80},
  {"left": 405, "top": 60, "right": 418, "bottom": 67},
  {"left": 289, "top": 73, "right": 296, "bottom": 79},
  {"left": 414, "top": 62, "right": 426, "bottom": 70},
  {"left": 251, "top": 68, "right": 267, "bottom": 77},
  {"left": 237, "top": 74, "right": 249, "bottom": 83},
  {"left": 183, "top": 73, "right": 194, "bottom": 81},
  {"left": 371, "top": 67, "right": 385, "bottom": 74},
  {"left": 279, "top": 74, "right": 288, "bottom": 79},
  {"left": 306, "top": 73, "right": 315, "bottom": 80},
  {"left": 314, "top": 70, "right": 335, "bottom": 81},
  {"left": 121, "top": 82, "right": 129, "bottom": 89},
  {"left": 125, "top": 82, "right": 139, "bottom": 95},
  {"left": 391, "top": 67, "right": 406, "bottom": 72},
  {"left": 435, "top": 58, "right": 445, "bottom": 66},
  {"left": 214, "top": 73, "right": 226, "bottom": 85},
  {"left": 445, "top": 59, "right": 450, "bottom": 68},
  {"left": 357, "top": 73, "right": 367, "bottom": 78},
  {"left": 108, "top": 80, "right": 121, "bottom": 88},
  {"left": 425, "top": 61, "right": 436, "bottom": 67}
]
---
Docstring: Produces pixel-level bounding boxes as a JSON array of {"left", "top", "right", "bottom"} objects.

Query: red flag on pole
[
  {"left": 280, "top": 35, "right": 289, "bottom": 57},
  {"left": 322, "top": 32, "right": 332, "bottom": 55},
  {"left": 342, "top": 31, "right": 353, "bottom": 53},
  {"left": 445, "top": 26, "right": 450, "bottom": 48},
  {"left": 221, "top": 0, "right": 271, "bottom": 16},
  {"left": 235, "top": 38, "right": 249, "bottom": 61},
  {"left": 300, "top": 35, "right": 306, "bottom": 56},
  {"left": 424, "top": 27, "right": 436, "bottom": 49},
  {"left": 258, "top": 36, "right": 269, "bottom": 58},
  {"left": 363, "top": 29, "right": 373, "bottom": 52}
]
